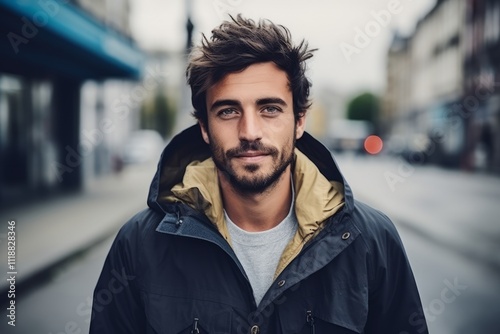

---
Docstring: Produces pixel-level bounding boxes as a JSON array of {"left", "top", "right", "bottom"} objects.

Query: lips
[
  {"left": 226, "top": 142, "right": 278, "bottom": 160},
  {"left": 233, "top": 151, "right": 270, "bottom": 163},
  {"left": 234, "top": 151, "right": 268, "bottom": 158}
]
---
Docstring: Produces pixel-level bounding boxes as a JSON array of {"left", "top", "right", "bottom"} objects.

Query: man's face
[{"left": 201, "top": 62, "right": 306, "bottom": 194}]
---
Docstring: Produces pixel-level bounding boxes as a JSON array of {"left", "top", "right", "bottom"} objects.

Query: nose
[{"left": 238, "top": 112, "right": 262, "bottom": 142}]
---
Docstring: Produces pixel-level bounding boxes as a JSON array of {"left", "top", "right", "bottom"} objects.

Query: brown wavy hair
[{"left": 186, "top": 14, "right": 316, "bottom": 125}]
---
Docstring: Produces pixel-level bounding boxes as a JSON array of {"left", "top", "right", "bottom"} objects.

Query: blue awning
[{"left": 0, "top": 0, "right": 145, "bottom": 80}]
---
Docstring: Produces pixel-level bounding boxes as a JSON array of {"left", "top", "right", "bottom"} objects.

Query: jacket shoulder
[
  {"left": 90, "top": 208, "right": 163, "bottom": 333},
  {"left": 350, "top": 199, "right": 403, "bottom": 251},
  {"left": 116, "top": 208, "right": 164, "bottom": 241},
  {"left": 107, "top": 208, "right": 164, "bottom": 272},
  {"left": 348, "top": 203, "right": 427, "bottom": 333}
]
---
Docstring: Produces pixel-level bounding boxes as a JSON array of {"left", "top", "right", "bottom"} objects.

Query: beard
[{"left": 208, "top": 133, "right": 296, "bottom": 195}]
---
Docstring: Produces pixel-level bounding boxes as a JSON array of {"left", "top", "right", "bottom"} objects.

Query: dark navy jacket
[{"left": 90, "top": 125, "right": 428, "bottom": 334}]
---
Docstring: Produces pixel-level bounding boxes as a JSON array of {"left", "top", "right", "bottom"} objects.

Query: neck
[{"left": 219, "top": 167, "right": 293, "bottom": 232}]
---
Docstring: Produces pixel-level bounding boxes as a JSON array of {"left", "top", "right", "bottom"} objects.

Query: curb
[{"left": 0, "top": 224, "right": 119, "bottom": 308}]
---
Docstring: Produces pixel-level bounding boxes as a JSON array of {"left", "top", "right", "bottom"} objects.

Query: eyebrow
[
  {"left": 209, "top": 97, "right": 288, "bottom": 112},
  {"left": 256, "top": 97, "right": 288, "bottom": 107},
  {"left": 209, "top": 99, "right": 241, "bottom": 112}
]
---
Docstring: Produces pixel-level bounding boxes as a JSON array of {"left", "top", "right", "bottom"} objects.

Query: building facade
[
  {"left": 382, "top": 32, "right": 411, "bottom": 153},
  {"left": 0, "top": 0, "right": 144, "bottom": 207},
  {"left": 383, "top": 0, "right": 500, "bottom": 172},
  {"left": 463, "top": 0, "right": 500, "bottom": 172}
]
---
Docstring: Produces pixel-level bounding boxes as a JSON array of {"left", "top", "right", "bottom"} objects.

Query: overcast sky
[{"left": 130, "top": 0, "right": 436, "bottom": 96}]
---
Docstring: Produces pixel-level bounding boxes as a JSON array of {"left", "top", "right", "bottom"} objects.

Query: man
[{"left": 90, "top": 15, "right": 428, "bottom": 334}]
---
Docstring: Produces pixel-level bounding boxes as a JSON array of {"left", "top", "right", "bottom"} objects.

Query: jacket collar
[{"left": 147, "top": 124, "right": 355, "bottom": 218}]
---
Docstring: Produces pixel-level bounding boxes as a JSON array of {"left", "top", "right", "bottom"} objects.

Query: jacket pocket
[
  {"left": 277, "top": 279, "right": 368, "bottom": 333},
  {"left": 279, "top": 309, "right": 363, "bottom": 334},
  {"left": 176, "top": 318, "right": 209, "bottom": 334},
  {"left": 141, "top": 292, "right": 233, "bottom": 334},
  {"left": 300, "top": 310, "right": 361, "bottom": 334}
]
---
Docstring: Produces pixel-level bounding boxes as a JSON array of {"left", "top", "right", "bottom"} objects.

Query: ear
[
  {"left": 295, "top": 114, "right": 306, "bottom": 140},
  {"left": 199, "top": 120, "right": 210, "bottom": 144}
]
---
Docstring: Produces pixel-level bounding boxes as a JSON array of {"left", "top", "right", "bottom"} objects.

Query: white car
[{"left": 121, "top": 130, "right": 166, "bottom": 165}]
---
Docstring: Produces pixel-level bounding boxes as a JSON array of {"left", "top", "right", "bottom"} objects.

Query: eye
[
  {"left": 217, "top": 108, "right": 238, "bottom": 118},
  {"left": 262, "top": 106, "right": 282, "bottom": 114}
]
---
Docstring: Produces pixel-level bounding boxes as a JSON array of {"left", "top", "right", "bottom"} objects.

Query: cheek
[
  {"left": 211, "top": 124, "right": 237, "bottom": 146},
  {"left": 207, "top": 130, "right": 227, "bottom": 154}
]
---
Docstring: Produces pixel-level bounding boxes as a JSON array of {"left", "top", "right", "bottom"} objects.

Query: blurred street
[
  {"left": 0, "top": 162, "right": 156, "bottom": 292},
  {"left": 1, "top": 0, "right": 499, "bottom": 333},
  {"left": 1, "top": 154, "right": 499, "bottom": 334},
  {"left": 336, "top": 153, "right": 500, "bottom": 334},
  {"left": 0, "top": 161, "right": 156, "bottom": 333}
]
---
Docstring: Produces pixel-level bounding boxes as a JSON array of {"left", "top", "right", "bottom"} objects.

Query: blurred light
[{"left": 364, "top": 135, "right": 383, "bottom": 154}]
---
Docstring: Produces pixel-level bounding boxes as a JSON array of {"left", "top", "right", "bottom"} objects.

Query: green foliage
[
  {"left": 346, "top": 92, "right": 379, "bottom": 126},
  {"left": 140, "top": 91, "right": 176, "bottom": 139}
]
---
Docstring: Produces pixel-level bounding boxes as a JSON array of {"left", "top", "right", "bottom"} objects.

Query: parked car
[
  {"left": 121, "top": 130, "right": 165, "bottom": 165},
  {"left": 385, "top": 133, "right": 430, "bottom": 164},
  {"left": 327, "top": 119, "right": 373, "bottom": 154}
]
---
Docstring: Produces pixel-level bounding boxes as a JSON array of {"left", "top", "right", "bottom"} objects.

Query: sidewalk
[
  {"left": 0, "top": 163, "right": 156, "bottom": 293},
  {"left": 337, "top": 154, "right": 500, "bottom": 273}
]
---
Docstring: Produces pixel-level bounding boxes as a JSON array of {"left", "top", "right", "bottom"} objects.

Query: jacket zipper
[
  {"left": 306, "top": 311, "right": 316, "bottom": 334},
  {"left": 167, "top": 204, "right": 257, "bottom": 309},
  {"left": 191, "top": 317, "right": 200, "bottom": 334}
]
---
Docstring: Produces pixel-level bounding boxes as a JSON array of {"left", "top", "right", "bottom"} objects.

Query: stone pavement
[{"left": 0, "top": 162, "right": 156, "bottom": 294}]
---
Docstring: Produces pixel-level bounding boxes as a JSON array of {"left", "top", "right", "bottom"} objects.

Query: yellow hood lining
[{"left": 164, "top": 148, "right": 345, "bottom": 275}]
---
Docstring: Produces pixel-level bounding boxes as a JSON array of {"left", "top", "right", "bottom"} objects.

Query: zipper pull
[
  {"left": 191, "top": 317, "right": 200, "bottom": 334},
  {"left": 306, "top": 311, "right": 316, "bottom": 334},
  {"left": 175, "top": 209, "right": 183, "bottom": 227}
]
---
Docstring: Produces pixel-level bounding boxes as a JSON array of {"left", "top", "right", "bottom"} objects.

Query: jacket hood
[
  {"left": 148, "top": 124, "right": 357, "bottom": 277},
  {"left": 147, "top": 124, "right": 355, "bottom": 220}
]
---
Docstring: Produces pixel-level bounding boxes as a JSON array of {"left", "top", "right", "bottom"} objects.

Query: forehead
[{"left": 206, "top": 62, "right": 291, "bottom": 104}]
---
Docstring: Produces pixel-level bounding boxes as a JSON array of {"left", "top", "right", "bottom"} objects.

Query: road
[
  {"left": 401, "top": 222, "right": 500, "bottom": 334},
  {"left": 0, "top": 236, "right": 114, "bottom": 334},
  {"left": 337, "top": 153, "right": 500, "bottom": 334},
  {"left": 1, "top": 154, "right": 499, "bottom": 333}
]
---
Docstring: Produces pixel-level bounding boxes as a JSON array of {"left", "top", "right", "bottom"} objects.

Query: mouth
[{"left": 233, "top": 151, "right": 269, "bottom": 162}]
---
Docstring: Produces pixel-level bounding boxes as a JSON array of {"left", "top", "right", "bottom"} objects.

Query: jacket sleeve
[
  {"left": 364, "top": 212, "right": 428, "bottom": 334},
  {"left": 89, "top": 215, "right": 146, "bottom": 333}
]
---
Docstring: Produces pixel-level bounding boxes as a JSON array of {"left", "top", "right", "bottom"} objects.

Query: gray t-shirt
[{"left": 225, "top": 195, "right": 298, "bottom": 306}]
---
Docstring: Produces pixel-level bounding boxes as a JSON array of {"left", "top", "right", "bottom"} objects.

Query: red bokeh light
[{"left": 364, "top": 135, "right": 383, "bottom": 155}]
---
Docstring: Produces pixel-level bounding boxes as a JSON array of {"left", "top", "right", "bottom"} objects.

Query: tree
[
  {"left": 140, "top": 91, "right": 176, "bottom": 139},
  {"left": 346, "top": 92, "right": 380, "bottom": 132}
]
